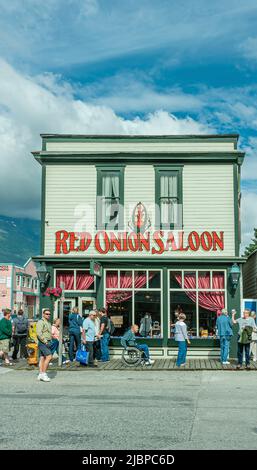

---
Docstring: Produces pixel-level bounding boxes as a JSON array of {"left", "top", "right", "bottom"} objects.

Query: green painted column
[
  {"left": 162, "top": 267, "right": 168, "bottom": 349},
  {"left": 96, "top": 274, "right": 104, "bottom": 309}
]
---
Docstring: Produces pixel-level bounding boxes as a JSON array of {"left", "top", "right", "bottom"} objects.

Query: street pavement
[{"left": 1, "top": 367, "right": 257, "bottom": 450}]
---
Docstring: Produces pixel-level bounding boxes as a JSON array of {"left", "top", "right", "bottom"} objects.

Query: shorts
[
  {"left": 38, "top": 340, "right": 52, "bottom": 357},
  {"left": 0, "top": 339, "right": 10, "bottom": 353}
]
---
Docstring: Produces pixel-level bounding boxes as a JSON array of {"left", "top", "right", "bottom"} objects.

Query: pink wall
[{"left": 0, "top": 264, "right": 13, "bottom": 310}]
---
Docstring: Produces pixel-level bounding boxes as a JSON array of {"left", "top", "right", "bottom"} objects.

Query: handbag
[{"left": 75, "top": 344, "right": 89, "bottom": 365}]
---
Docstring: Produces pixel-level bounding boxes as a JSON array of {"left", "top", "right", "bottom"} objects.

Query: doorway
[
  {"left": 56, "top": 299, "right": 76, "bottom": 332},
  {"left": 79, "top": 297, "right": 96, "bottom": 317}
]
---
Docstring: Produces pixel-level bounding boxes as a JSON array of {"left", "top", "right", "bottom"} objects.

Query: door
[
  {"left": 79, "top": 297, "right": 96, "bottom": 316},
  {"left": 56, "top": 299, "right": 76, "bottom": 332}
]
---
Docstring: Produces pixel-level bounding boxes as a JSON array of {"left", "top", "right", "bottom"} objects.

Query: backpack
[
  {"left": 239, "top": 326, "right": 253, "bottom": 344},
  {"left": 107, "top": 318, "right": 115, "bottom": 335},
  {"left": 16, "top": 317, "right": 28, "bottom": 335}
]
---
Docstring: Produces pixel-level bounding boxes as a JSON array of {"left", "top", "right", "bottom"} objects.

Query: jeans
[
  {"left": 219, "top": 336, "right": 231, "bottom": 363},
  {"left": 12, "top": 335, "right": 28, "bottom": 359},
  {"left": 176, "top": 341, "right": 187, "bottom": 366},
  {"left": 85, "top": 341, "right": 94, "bottom": 365},
  {"left": 137, "top": 344, "right": 150, "bottom": 360},
  {"left": 93, "top": 339, "right": 102, "bottom": 360},
  {"left": 238, "top": 342, "right": 250, "bottom": 366},
  {"left": 100, "top": 332, "right": 110, "bottom": 362},
  {"left": 50, "top": 339, "right": 66, "bottom": 362},
  {"left": 69, "top": 332, "right": 81, "bottom": 361}
]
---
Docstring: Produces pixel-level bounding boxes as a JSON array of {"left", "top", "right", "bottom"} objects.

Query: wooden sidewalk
[{"left": 9, "top": 358, "right": 257, "bottom": 371}]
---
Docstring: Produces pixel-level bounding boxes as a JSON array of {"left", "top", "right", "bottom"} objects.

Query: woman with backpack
[
  {"left": 12, "top": 309, "right": 29, "bottom": 361},
  {"left": 174, "top": 313, "right": 191, "bottom": 367},
  {"left": 68, "top": 307, "right": 83, "bottom": 362}
]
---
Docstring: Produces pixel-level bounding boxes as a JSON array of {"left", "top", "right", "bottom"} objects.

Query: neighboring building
[
  {"left": 243, "top": 249, "right": 257, "bottom": 299},
  {"left": 32, "top": 134, "right": 245, "bottom": 357},
  {"left": 0, "top": 258, "right": 40, "bottom": 318}
]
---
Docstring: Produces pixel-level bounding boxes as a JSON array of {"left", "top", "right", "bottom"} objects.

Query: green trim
[
  {"left": 167, "top": 338, "right": 220, "bottom": 347},
  {"left": 10, "top": 266, "right": 14, "bottom": 311},
  {"left": 96, "top": 166, "right": 125, "bottom": 230},
  {"left": 154, "top": 166, "right": 183, "bottom": 230},
  {"left": 32, "top": 256, "right": 246, "bottom": 265},
  {"left": 33, "top": 151, "right": 245, "bottom": 166},
  {"left": 41, "top": 165, "right": 46, "bottom": 255}
]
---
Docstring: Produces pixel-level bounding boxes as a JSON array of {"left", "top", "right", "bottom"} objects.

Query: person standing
[
  {"left": 36, "top": 309, "right": 53, "bottom": 382},
  {"left": 93, "top": 310, "right": 102, "bottom": 361},
  {"left": 216, "top": 308, "right": 233, "bottom": 365},
  {"left": 82, "top": 311, "right": 98, "bottom": 368},
  {"left": 68, "top": 307, "right": 83, "bottom": 362},
  {"left": 51, "top": 318, "right": 69, "bottom": 364},
  {"left": 250, "top": 311, "right": 257, "bottom": 362},
  {"left": 175, "top": 313, "right": 190, "bottom": 367},
  {"left": 99, "top": 308, "right": 111, "bottom": 362},
  {"left": 12, "top": 309, "right": 29, "bottom": 361},
  {"left": 232, "top": 309, "right": 256, "bottom": 370},
  {"left": 0, "top": 309, "right": 13, "bottom": 366}
]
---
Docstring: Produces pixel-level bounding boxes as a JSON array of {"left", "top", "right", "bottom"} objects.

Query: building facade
[
  {"left": 33, "top": 134, "right": 245, "bottom": 357},
  {"left": 243, "top": 249, "right": 257, "bottom": 299},
  {"left": 0, "top": 258, "right": 40, "bottom": 317}
]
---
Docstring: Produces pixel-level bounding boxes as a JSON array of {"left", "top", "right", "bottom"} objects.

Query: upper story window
[
  {"left": 16, "top": 275, "right": 20, "bottom": 287},
  {"left": 96, "top": 167, "right": 124, "bottom": 230},
  {"left": 22, "top": 276, "right": 25, "bottom": 288},
  {"left": 155, "top": 167, "right": 183, "bottom": 229}
]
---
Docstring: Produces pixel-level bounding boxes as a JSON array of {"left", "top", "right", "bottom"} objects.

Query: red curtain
[
  {"left": 76, "top": 271, "right": 94, "bottom": 290},
  {"left": 175, "top": 272, "right": 225, "bottom": 313},
  {"left": 106, "top": 271, "right": 154, "bottom": 304},
  {"left": 56, "top": 271, "right": 74, "bottom": 290}
]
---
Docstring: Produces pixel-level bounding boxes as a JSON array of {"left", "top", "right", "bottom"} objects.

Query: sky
[{"left": 0, "top": 0, "right": 257, "bottom": 249}]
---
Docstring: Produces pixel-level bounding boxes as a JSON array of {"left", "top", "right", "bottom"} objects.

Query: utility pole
[{"left": 58, "top": 282, "right": 65, "bottom": 367}]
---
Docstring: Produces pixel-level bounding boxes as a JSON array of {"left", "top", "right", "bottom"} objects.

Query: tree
[{"left": 244, "top": 228, "right": 257, "bottom": 257}]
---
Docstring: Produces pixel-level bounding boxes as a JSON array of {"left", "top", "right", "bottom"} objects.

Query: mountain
[{"left": 0, "top": 215, "right": 40, "bottom": 266}]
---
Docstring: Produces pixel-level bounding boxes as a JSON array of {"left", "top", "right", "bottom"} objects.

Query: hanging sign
[{"left": 90, "top": 260, "right": 102, "bottom": 277}]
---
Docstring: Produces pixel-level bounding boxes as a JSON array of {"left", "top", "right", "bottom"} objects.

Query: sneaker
[
  {"left": 222, "top": 361, "right": 230, "bottom": 365},
  {"left": 145, "top": 360, "right": 153, "bottom": 366},
  {"left": 41, "top": 374, "right": 51, "bottom": 382},
  {"left": 236, "top": 365, "right": 242, "bottom": 370},
  {"left": 246, "top": 365, "right": 251, "bottom": 370},
  {"left": 37, "top": 373, "right": 43, "bottom": 381},
  {"left": 88, "top": 364, "right": 98, "bottom": 368}
]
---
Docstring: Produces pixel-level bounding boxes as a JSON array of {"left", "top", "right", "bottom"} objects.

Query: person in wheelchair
[{"left": 121, "top": 324, "right": 155, "bottom": 366}]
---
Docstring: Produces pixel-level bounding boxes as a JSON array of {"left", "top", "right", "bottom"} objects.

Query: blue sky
[{"left": 0, "top": 0, "right": 256, "bottom": 248}]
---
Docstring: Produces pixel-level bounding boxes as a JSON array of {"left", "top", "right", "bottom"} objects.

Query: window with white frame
[
  {"left": 16, "top": 275, "right": 20, "bottom": 287},
  {"left": 55, "top": 269, "right": 95, "bottom": 291},
  {"left": 169, "top": 270, "right": 226, "bottom": 338},
  {"left": 22, "top": 276, "right": 25, "bottom": 287},
  {"left": 105, "top": 269, "right": 162, "bottom": 337}
]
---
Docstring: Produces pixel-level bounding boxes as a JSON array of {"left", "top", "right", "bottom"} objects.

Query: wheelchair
[{"left": 121, "top": 346, "right": 145, "bottom": 367}]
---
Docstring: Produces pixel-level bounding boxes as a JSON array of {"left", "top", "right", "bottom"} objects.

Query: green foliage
[
  {"left": 0, "top": 215, "right": 40, "bottom": 265},
  {"left": 244, "top": 228, "right": 257, "bottom": 258}
]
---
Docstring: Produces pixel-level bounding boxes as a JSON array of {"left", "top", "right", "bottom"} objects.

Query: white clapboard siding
[
  {"left": 46, "top": 141, "right": 235, "bottom": 152},
  {"left": 44, "top": 163, "right": 235, "bottom": 257}
]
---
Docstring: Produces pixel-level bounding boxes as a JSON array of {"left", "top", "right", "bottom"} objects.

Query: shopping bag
[{"left": 75, "top": 344, "right": 89, "bottom": 365}]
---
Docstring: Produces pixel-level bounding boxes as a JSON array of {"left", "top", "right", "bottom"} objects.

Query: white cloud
[
  {"left": 239, "top": 36, "right": 257, "bottom": 62},
  {"left": 241, "top": 189, "right": 257, "bottom": 250},
  {"left": 0, "top": 59, "right": 211, "bottom": 219}
]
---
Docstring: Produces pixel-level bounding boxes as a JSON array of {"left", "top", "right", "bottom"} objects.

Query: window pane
[
  {"left": 170, "top": 291, "right": 197, "bottom": 338},
  {"left": 106, "top": 291, "right": 132, "bottom": 336},
  {"left": 212, "top": 271, "right": 225, "bottom": 289},
  {"left": 160, "top": 174, "right": 178, "bottom": 225},
  {"left": 106, "top": 271, "right": 118, "bottom": 289},
  {"left": 76, "top": 271, "right": 94, "bottom": 290},
  {"left": 170, "top": 271, "right": 182, "bottom": 289},
  {"left": 184, "top": 271, "right": 196, "bottom": 289},
  {"left": 135, "top": 291, "right": 161, "bottom": 338},
  {"left": 58, "top": 301, "right": 73, "bottom": 328},
  {"left": 134, "top": 271, "right": 147, "bottom": 288},
  {"left": 56, "top": 271, "right": 74, "bottom": 290},
  {"left": 198, "top": 271, "right": 210, "bottom": 289},
  {"left": 149, "top": 271, "right": 161, "bottom": 288},
  {"left": 120, "top": 271, "right": 133, "bottom": 289},
  {"left": 198, "top": 291, "right": 225, "bottom": 337},
  {"left": 103, "top": 173, "right": 120, "bottom": 227}
]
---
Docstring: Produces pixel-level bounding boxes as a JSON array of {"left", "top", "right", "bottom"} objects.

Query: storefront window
[
  {"left": 135, "top": 291, "right": 161, "bottom": 338},
  {"left": 170, "top": 271, "right": 182, "bottom": 289},
  {"left": 169, "top": 269, "right": 226, "bottom": 338},
  {"left": 76, "top": 271, "right": 94, "bottom": 290},
  {"left": 56, "top": 271, "right": 74, "bottom": 290},
  {"left": 170, "top": 291, "right": 197, "bottom": 337},
  {"left": 105, "top": 269, "right": 162, "bottom": 337},
  {"left": 107, "top": 292, "right": 132, "bottom": 336}
]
